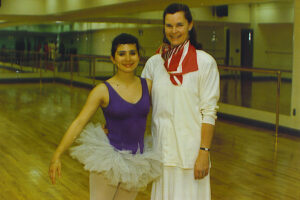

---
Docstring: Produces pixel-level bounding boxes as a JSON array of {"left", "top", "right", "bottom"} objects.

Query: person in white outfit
[{"left": 141, "top": 3, "right": 220, "bottom": 200}]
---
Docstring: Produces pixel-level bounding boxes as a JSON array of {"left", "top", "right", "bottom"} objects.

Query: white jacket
[{"left": 141, "top": 50, "right": 220, "bottom": 168}]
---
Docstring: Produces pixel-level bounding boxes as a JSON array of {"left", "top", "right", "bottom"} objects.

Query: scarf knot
[{"left": 157, "top": 41, "right": 198, "bottom": 86}]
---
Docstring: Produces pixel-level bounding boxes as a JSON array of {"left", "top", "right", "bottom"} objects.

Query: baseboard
[{"left": 218, "top": 112, "right": 300, "bottom": 135}]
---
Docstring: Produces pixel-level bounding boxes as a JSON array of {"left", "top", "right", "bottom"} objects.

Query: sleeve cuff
[{"left": 202, "top": 116, "right": 216, "bottom": 125}]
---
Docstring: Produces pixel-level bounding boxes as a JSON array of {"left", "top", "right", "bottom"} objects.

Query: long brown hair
[{"left": 163, "top": 3, "right": 202, "bottom": 50}]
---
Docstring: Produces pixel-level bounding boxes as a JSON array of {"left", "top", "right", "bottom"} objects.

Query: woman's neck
[
  {"left": 114, "top": 71, "right": 137, "bottom": 84},
  {"left": 171, "top": 40, "right": 189, "bottom": 49}
]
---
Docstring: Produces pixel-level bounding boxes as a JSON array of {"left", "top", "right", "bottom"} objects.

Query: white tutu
[{"left": 70, "top": 123, "right": 162, "bottom": 190}]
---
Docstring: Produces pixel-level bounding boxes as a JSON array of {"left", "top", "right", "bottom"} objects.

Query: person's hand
[
  {"left": 194, "top": 150, "right": 209, "bottom": 179},
  {"left": 102, "top": 123, "right": 108, "bottom": 134},
  {"left": 49, "top": 158, "right": 61, "bottom": 184}
]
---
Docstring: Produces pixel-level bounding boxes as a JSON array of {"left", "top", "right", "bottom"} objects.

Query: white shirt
[{"left": 141, "top": 50, "right": 220, "bottom": 168}]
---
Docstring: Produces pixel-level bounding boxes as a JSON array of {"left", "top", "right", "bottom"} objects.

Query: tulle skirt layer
[{"left": 70, "top": 123, "right": 162, "bottom": 190}]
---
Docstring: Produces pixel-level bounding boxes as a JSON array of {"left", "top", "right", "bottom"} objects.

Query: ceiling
[{"left": 0, "top": 0, "right": 291, "bottom": 28}]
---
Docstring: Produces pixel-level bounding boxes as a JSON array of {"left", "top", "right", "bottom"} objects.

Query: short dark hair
[
  {"left": 111, "top": 33, "right": 140, "bottom": 57},
  {"left": 163, "top": 3, "right": 202, "bottom": 49}
]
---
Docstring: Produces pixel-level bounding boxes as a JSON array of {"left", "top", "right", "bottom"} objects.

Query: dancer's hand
[
  {"left": 102, "top": 123, "right": 108, "bottom": 134},
  {"left": 194, "top": 150, "right": 209, "bottom": 179},
  {"left": 49, "top": 158, "right": 62, "bottom": 184}
]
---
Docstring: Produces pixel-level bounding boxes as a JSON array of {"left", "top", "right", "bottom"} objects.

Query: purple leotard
[{"left": 103, "top": 78, "right": 150, "bottom": 154}]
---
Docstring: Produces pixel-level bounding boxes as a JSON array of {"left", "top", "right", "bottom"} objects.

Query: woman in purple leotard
[{"left": 49, "top": 33, "right": 161, "bottom": 200}]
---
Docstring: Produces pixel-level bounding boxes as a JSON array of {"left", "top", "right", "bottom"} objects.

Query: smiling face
[
  {"left": 111, "top": 44, "right": 140, "bottom": 73},
  {"left": 164, "top": 11, "right": 193, "bottom": 47}
]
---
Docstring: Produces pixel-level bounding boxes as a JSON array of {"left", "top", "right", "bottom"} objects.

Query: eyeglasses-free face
[
  {"left": 111, "top": 44, "right": 140, "bottom": 73},
  {"left": 164, "top": 11, "right": 193, "bottom": 47}
]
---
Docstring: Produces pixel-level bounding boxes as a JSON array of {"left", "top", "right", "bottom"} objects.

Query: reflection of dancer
[
  {"left": 0, "top": 45, "right": 6, "bottom": 62},
  {"left": 15, "top": 38, "right": 25, "bottom": 65},
  {"left": 142, "top": 3, "right": 220, "bottom": 200},
  {"left": 58, "top": 42, "right": 65, "bottom": 60},
  {"left": 48, "top": 40, "right": 56, "bottom": 60},
  {"left": 49, "top": 33, "right": 161, "bottom": 200}
]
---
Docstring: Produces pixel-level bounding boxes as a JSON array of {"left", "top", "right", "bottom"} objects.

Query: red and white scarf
[{"left": 156, "top": 40, "right": 198, "bottom": 86}]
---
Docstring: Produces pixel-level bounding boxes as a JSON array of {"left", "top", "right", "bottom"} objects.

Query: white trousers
[
  {"left": 89, "top": 172, "right": 138, "bottom": 200},
  {"left": 151, "top": 166, "right": 211, "bottom": 200}
]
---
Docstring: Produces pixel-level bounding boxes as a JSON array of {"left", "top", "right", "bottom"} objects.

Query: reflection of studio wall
[
  {"left": 0, "top": 30, "right": 57, "bottom": 52},
  {"left": 0, "top": 32, "right": 16, "bottom": 50},
  {"left": 0, "top": 1, "right": 294, "bottom": 77},
  {"left": 0, "top": 0, "right": 298, "bottom": 130},
  {"left": 0, "top": 1, "right": 294, "bottom": 72},
  {"left": 58, "top": 26, "right": 163, "bottom": 57},
  {"left": 0, "top": 23, "right": 293, "bottom": 80},
  {"left": 251, "top": 2, "right": 294, "bottom": 79}
]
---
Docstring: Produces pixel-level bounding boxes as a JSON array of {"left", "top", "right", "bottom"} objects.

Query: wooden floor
[
  {"left": 0, "top": 62, "right": 292, "bottom": 115},
  {"left": 0, "top": 82, "right": 300, "bottom": 200},
  {"left": 219, "top": 77, "right": 291, "bottom": 115}
]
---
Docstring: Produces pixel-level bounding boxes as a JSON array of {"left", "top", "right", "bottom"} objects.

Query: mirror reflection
[{"left": 0, "top": 0, "right": 294, "bottom": 115}]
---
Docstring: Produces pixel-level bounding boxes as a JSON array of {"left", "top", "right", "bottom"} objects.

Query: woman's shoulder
[
  {"left": 196, "top": 50, "right": 216, "bottom": 62},
  {"left": 142, "top": 77, "right": 152, "bottom": 85},
  {"left": 146, "top": 54, "right": 163, "bottom": 63},
  {"left": 196, "top": 50, "right": 217, "bottom": 68},
  {"left": 84, "top": 82, "right": 109, "bottom": 108},
  {"left": 142, "top": 54, "right": 163, "bottom": 78},
  {"left": 92, "top": 82, "right": 109, "bottom": 95},
  {"left": 140, "top": 77, "right": 151, "bottom": 86}
]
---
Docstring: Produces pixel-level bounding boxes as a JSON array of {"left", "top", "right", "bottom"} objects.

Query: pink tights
[{"left": 89, "top": 172, "right": 138, "bottom": 200}]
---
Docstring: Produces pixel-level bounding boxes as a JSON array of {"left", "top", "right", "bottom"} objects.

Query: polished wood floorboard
[
  {"left": 0, "top": 63, "right": 292, "bottom": 115},
  {"left": 0, "top": 83, "right": 299, "bottom": 200},
  {"left": 219, "top": 77, "right": 291, "bottom": 115}
]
